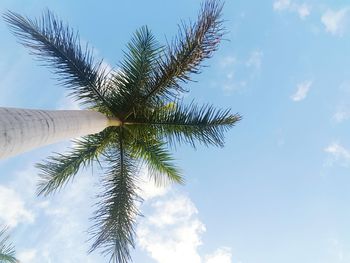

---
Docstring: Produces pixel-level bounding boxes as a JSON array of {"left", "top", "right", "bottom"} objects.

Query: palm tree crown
[
  {"left": 3, "top": 0, "right": 240, "bottom": 262},
  {"left": 0, "top": 227, "right": 19, "bottom": 263}
]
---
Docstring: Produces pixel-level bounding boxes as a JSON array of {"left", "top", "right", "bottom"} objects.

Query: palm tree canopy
[
  {"left": 3, "top": 0, "right": 241, "bottom": 262},
  {"left": 0, "top": 227, "right": 19, "bottom": 263}
]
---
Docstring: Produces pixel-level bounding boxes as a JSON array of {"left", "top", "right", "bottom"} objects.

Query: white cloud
[
  {"left": 137, "top": 167, "right": 170, "bottom": 201},
  {"left": 138, "top": 194, "right": 205, "bottom": 263},
  {"left": 205, "top": 248, "right": 232, "bottom": 263},
  {"left": 333, "top": 108, "right": 350, "bottom": 123},
  {"left": 246, "top": 50, "right": 263, "bottom": 70},
  {"left": 291, "top": 80, "right": 312, "bottom": 101},
  {"left": 332, "top": 82, "right": 350, "bottom": 123},
  {"left": 220, "top": 56, "right": 236, "bottom": 68},
  {"left": 34, "top": 174, "right": 101, "bottom": 262},
  {"left": 138, "top": 191, "right": 233, "bottom": 263},
  {"left": 9, "top": 165, "right": 176, "bottom": 263},
  {"left": 325, "top": 143, "right": 350, "bottom": 159},
  {"left": 138, "top": 173, "right": 235, "bottom": 262},
  {"left": 329, "top": 238, "right": 345, "bottom": 261},
  {"left": 18, "top": 249, "right": 37, "bottom": 263},
  {"left": 217, "top": 50, "right": 262, "bottom": 96},
  {"left": 321, "top": 8, "right": 349, "bottom": 36},
  {"left": 273, "top": 1, "right": 310, "bottom": 19},
  {"left": 273, "top": 0, "right": 291, "bottom": 11},
  {"left": 148, "top": 195, "right": 200, "bottom": 228},
  {"left": 324, "top": 142, "right": 350, "bottom": 166},
  {"left": 297, "top": 4, "right": 310, "bottom": 19},
  {"left": 2, "top": 163, "right": 103, "bottom": 262},
  {"left": 0, "top": 185, "right": 35, "bottom": 227},
  {"left": 223, "top": 81, "right": 246, "bottom": 96}
]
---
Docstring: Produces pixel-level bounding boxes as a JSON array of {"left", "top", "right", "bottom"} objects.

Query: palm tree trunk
[{"left": 0, "top": 107, "right": 120, "bottom": 160}]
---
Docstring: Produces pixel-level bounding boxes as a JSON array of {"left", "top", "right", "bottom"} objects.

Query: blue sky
[{"left": 1, "top": 0, "right": 350, "bottom": 262}]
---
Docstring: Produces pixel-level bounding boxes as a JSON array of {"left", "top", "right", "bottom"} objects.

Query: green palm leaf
[
  {"left": 138, "top": 0, "right": 224, "bottom": 106},
  {"left": 110, "top": 26, "right": 162, "bottom": 116},
  {"left": 3, "top": 10, "right": 114, "bottom": 112},
  {"left": 128, "top": 134, "right": 183, "bottom": 185},
  {"left": 0, "top": 227, "right": 19, "bottom": 263},
  {"left": 129, "top": 102, "right": 241, "bottom": 148},
  {"left": 37, "top": 127, "right": 115, "bottom": 196},
  {"left": 89, "top": 134, "right": 139, "bottom": 263}
]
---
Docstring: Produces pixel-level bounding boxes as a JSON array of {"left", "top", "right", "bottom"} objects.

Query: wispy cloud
[
  {"left": 222, "top": 81, "right": 247, "bottom": 96},
  {"left": 137, "top": 167, "right": 170, "bottom": 201},
  {"left": 18, "top": 249, "right": 37, "bottom": 263},
  {"left": 218, "top": 55, "right": 240, "bottom": 96},
  {"left": 297, "top": 3, "right": 311, "bottom": 19},
  {"left": 333, "top": 107, "right": 350, "bottom": 123},
  {"left": 291, "top": 80, "right": 312, "bottom": 101},
  {"left": 329, "top": 238, "right": 345, "bottom": 261},
  {"left": 273, "top": 0, "right": 291, "bottom": 11},
  {"left": 273, "top": 0, "right": 311, "bottom": 19},
  {"left": 2, "top": 160, "right": 103, "bottom": 262},
  {"left": 0, "top": 185, "right": 35, "bottom": 227},
  {"left": 218, "top": 50, "right": 262, "bottom": 96},
  {"left": 33, "top": 173, "right": 103, "bottom": 262},
  {"left": 324, "top": 142, "right": 350, "bottom": 166},
  {"left": 220, "top": 56, "right": 236, "bottom": 68},
  {"left": 331, "top": 81, "right": 350, "bottom": 123},
  {"left": 205, "top": 248, "right": 232, "bottom": 263},
  {"left": 321, "top": 8, "right": 350, "bottom": 36},
  {"left": 246, "top": 50, "right": 263, "bottom": 70}
]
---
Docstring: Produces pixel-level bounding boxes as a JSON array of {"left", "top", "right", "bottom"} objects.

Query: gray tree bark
[{"left": 0, "top": 107, "right": 115, "bottom": 159}]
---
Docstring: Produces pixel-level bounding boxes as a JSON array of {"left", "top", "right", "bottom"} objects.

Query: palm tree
[
  {"left": 0, "top": 227, "right": 19, "bottom": 263},
  {"left": 2, "top": 0, "right": 240, "bottom": 262}
]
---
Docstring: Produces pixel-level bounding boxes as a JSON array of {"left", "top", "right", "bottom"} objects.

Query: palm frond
[
  {"left": 109, "top": 26, "right": 162, "bottom": 116},
  {"left": 36, "top": 127, "right": 115, "bottom": 196},
  {"left": 3, "top": 10, "right": 114, "bottom": 112},
  {"left": 129, "top": 102, "right": 241, "bottom": 148},
  {"left": 89, "top": 134, "right": 140, "bottom": 263},
  {"left": 0, "top": 227, "right": 19, "bottom": 263},
  {"left": 127, "top": 134, "right": 183, "bottom": 185},
  {"left": 140, "top": 0, "right": 224, "bottom": 105}
]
